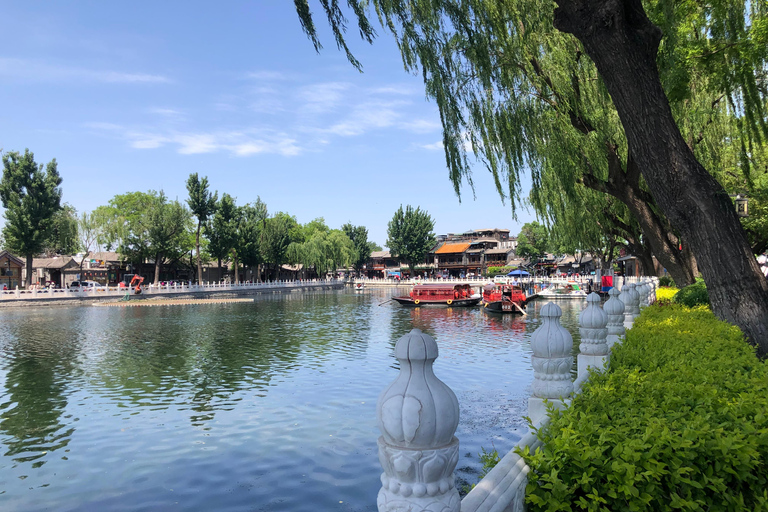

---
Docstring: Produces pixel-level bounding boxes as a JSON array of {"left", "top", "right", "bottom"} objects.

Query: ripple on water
[{"left": 0, "top": 290, "right": 584, "bottom": 511}]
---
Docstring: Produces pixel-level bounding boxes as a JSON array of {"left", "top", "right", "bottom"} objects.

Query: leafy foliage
[
  {"left": 0, "top": 149, "right": 63, "bottom": 285},
  {"left": 658, "top": 276, "right": 673, "bottom": 287},
  {"left": 520, "top": 305, "right": 768, "bottom": 511},
  {"left": 673, "top": 279, "right": 711, "bottom": 308},
  {"left": 44, "top": 203, "right": 79, "bottom": 256},
  {"left": 386, "top": 205, "right": 435, "bottom": 275},
  {"left": 205, "top": 193, "right": 238, "bottom": 268},
  {"left": 342, "top": 222, "right": 372, "bottom": 274},
  {"left": 515, "top": 222, "right": 550, "bottom": 260},
  {"left": 186, "top": 173, "right": 218, "bottom": 282},
  {"left": 655, "top": 286, "right": 678, "bottom": 303}
]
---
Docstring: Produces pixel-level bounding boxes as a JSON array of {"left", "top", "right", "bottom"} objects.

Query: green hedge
[
  {"left": 519, "top": 305, "right": 768, "bottom": 511},
  {"left": 673, "top": 279, "right": 710, "bottom": 308}
]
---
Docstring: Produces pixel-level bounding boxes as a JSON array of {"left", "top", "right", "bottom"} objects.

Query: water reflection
[{"left": 0, "top": 290, "right": 585, "bottom": 511}]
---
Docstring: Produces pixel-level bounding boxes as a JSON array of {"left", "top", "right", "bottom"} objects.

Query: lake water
[{"left": 0, "top": 288, "right": 584, "bottom": 512}]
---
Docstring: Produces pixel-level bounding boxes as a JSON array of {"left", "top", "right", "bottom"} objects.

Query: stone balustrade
[{"left": 373, "top": 278, "right": 665, "bottom": 512}]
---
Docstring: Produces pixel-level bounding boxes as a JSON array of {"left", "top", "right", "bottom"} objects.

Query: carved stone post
[
  {"left": 376, "top": 329, "right": 461, "bottom": 512},
  {"left": 621, "top": 283, "right": 637, "bottom": 329},
  {"left": 604, "top": 287, "right": 626, "bottom": 349},
  {"left": 528, "top": 302, "right": 573, "bottom": 426},
  {"left": 628, "top": 283, "right": 641, "bottom": 319},
  {"left": 638, "top": 281, "right": 650, "bottom": 308},
  {"left": 578, "top": 293, "right": 609, "bottom": 378}
]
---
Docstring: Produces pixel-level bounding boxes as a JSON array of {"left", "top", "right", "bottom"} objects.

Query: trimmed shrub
[
  {"left": 655, "top": 286, "right": 678, "bottom": 303},
  {"left": 520, "top": 305, "right": 768, "bottom": 511},
  {"left": 658, "top": 276, "right": 673, "bottom": 287},
  {"left": 673, "top": 279, "right": 710, "bottom": 308}
]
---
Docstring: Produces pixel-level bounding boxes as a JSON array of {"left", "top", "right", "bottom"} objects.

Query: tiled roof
[{"left": 435, "top": 243, "right": 471, "bottom": 254}]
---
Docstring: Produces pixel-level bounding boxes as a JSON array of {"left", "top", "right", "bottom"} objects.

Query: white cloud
[
  {"left": 324, "top": 102, "right": 404, "bottom": 136},
  {"left": 0, "top": 57, "right": 170, "bottom": 84},
  {"left": 420, "top": 141, "right": 444, "bottom": 150},
  {"left": 246, "top": 71, "right": 289, "bottom": 81},
  {"left": 399, "top": 119, "right": 442, "bottom": 134},
  {"left": 297, "top": 82, "right": 351, "bottom": 114},
  {"left": 148, "top": 108, "right": 182, "bottom": 116}
]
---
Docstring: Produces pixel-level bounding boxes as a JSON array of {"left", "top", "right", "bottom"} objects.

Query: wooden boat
[
  {"left": 481, "top": 283, "right": 527, "bottom": 314},
  {"left": 392, "top": 283, "right": 481, "bottom": 307}
]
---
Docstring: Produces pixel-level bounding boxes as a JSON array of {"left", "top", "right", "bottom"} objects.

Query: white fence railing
[{"left": 0, "top": 279, "right": 342, "bottom": 302}]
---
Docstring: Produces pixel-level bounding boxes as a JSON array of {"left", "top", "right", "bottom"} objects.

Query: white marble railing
[
  {"left": 0, "top": 278, "right": 341, "bottom": 302},
  {"left": 355, "top": 275, "right": 651, "bottom": 286},
  {"left": 376, "top": 278, "right": 658, "bottom": 512}
]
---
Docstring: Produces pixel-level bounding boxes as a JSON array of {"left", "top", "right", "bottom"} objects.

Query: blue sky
[{"left": 0, "top": 1, "right": 535, "bottom": 247}]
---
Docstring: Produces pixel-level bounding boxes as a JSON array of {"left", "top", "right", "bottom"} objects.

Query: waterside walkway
[{"left": 0, "top": 279, "right": 344, "bottom": 306}]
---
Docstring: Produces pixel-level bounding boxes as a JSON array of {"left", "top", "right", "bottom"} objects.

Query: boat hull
[
  {"left": 392, "top": 296, "right": 482, "bottom": 307},
  {"left": 482, "top": 300, "right": 526, "bottom": 314}
]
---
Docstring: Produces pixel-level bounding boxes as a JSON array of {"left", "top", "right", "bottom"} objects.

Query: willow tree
[{"left": 295, "top": 0, "right": 768, "bottom": 355}]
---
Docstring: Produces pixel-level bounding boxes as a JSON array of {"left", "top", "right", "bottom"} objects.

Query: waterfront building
[{"left": 0, "top": 250, "right": 24, "bottom": 289}]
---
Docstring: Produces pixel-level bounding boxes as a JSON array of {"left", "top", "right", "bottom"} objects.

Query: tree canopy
[
  {"left": 0, "top": 149, "right": 63, "bottom": 287},
  {"left": 186, "top": 173, "right": 218, "bottom": 284},
  {"left": 386, "top": 205, "right": 436, "bottom": 275}
]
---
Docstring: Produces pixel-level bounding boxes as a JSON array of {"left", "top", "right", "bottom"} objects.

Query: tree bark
[
  {"left": 195, "top": 220, "right": 202, "bottom": 284},
  {"left": 154, "top": 253, "right": 162, "bottom": 284},
  {"left": 554, "top": 0, "right": 768, "bottom": 356},
  {"left": 582, "top": 144, "right": 697, "bottom": 286},
  {"left": 25, "top": 254, "right": 33, "bottom": 288}
]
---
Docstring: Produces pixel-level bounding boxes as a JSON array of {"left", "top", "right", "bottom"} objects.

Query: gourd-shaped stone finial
[
  {"left": 637, "top": 281, "right": 649, "bottom": 309},
  {"left": 578, "top": 293, "right": 610, "bottom": 378},
  {"left": 627, "top": 283, "right": 641, "bottom": 319},
  {"left": 604, "top": 287, "right": 626, "bottom": 347},
  {"left": 620, "top": 283, "right": 636, "bottom": 328},
  {"left": 579, "top": 293, "right": 608, "bottom": 356},
  {"left": 376, "top": 329, "right": 460, "bottom": 512},
  {"left": 528, "top": 302, "right": 573, "bottom": 425}
]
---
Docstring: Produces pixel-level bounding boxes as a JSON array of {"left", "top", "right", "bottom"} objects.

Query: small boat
[
  {"left": 482, "top": 283, "right": 527, "bottom": 314},
  {"left": 392, "top": 283, "right": 482, "bottom": 307},
  {"left": 353, "top": 282, "right": 365, "bottom": 292},
  {"left": 535, "top": 281, "right": 587, "bottom": 299}
]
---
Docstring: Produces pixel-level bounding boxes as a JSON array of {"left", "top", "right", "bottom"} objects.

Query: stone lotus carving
[
  {"left": 579, "top": 292, "right": 609, "bottom": 356},
  {"left": 376, "top": 329, "right": 460, "bottom": 512},
  {"left": 530, "top": 302, "right": 573, "bottom": 399}
]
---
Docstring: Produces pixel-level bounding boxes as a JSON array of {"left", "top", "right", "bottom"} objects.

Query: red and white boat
[
  {"left": 481, "top": 283, "right": 527, "bottom": 314},
  {"left": 392, "top": 283, "right": 481, "bottom": 307}
]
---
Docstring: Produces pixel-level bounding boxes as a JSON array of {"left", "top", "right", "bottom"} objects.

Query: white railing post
[
  {"left": 620, "top": 283, "right": 638, "bottom": 329},
  {"left": 578, "top": 292, "right": 609, "bottom": 379},
  {"left": 376, "top": 329, "right": 460, "bottom": 512},
  {"left": 529, "top": 302, "right": 573, "bottom": 425},
  {"left": 604, "top": 287, "right": 626, "bottom": 349}
]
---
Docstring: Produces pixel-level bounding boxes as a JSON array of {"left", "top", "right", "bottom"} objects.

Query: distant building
[
  {"left": 0, "top": 250, "right": 24, "bottom": 289},
  {"left": 28, "top": 256, "right": 79, "bottom": 287}
]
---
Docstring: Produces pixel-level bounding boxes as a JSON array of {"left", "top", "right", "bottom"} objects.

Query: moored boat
[
  {"left": 392, "top": 283, "right": 481, "bottom": 307},
  {"left": 353, "top": 282, "right": 365, "bottom": 292},
  {"left": 481, "top": 283, "right": 527, "bottom": 314},
  {"left": 534, "top": 281, "right": 587, "bottom": 299}
]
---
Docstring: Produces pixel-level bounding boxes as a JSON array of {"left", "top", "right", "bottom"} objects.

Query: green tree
[
  {"left": 234, "top": 198, "right": 268, "bottom": 283},
  {"left": 515, "top": 222, "right": 550, "bottom": 261},
  {"left": 45, "top": 203, "right": 79, "bottom": 256},
  {"left": 386, "top": 205, "right": 436, "bottom": 277},
  {"left": 342, "top": 223, "right": 372, "bottom": 276},
  {"left": 186, "top": 173, "right": 218, "bottom": 284},
  {"left": 76, "top": 211, "right": 101, "bottom": 275},
  {"left": 146, "top": 193, "right": 193, "bottom": 283},
  {"left": 295, "top": 0, "right": 768, "bottom": 355},
  {"left": 260, "top": 212, "right": 300, "bottom": 280},
  {"left": 0, "top": 149, "right": 62, "bottom": 287},
  {"left": 205, "top": 193, "right": 238, "bottom": 281}
]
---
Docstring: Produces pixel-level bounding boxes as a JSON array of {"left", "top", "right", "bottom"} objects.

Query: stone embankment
[{"left": 0, "top": 280, "right": 344, "bottom": 308}]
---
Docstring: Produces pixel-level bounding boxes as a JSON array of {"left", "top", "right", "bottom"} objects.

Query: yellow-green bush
[
  {"left": 655, "top": 286, "right": 678, "bottom": 302},
  {"left": 520, "top": 305, "right": 768, "bottom": 511}
]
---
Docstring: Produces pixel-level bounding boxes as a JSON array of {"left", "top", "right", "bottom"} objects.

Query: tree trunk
[
  {"left": 196, "top": 221, "right": 202, "bottom": 284},
  {"left": 233, "top": 253, "right": 239, "bottom": 284},
  {"left": 154, "top": 253, "right": 162, "bottom": 284},
  {"left": 554, "top": 0, "right": 768, "bottom": 356},
  {"left": 217, "top": 258, "right": 222, "bottom": 283},
  {"left": 25, "top": 253, "right": 33, "bottom": 288}
]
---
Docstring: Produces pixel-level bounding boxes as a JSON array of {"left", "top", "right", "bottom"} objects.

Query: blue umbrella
[{"left": 507, "top": 269, "right": 530, "bottom": 276}]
